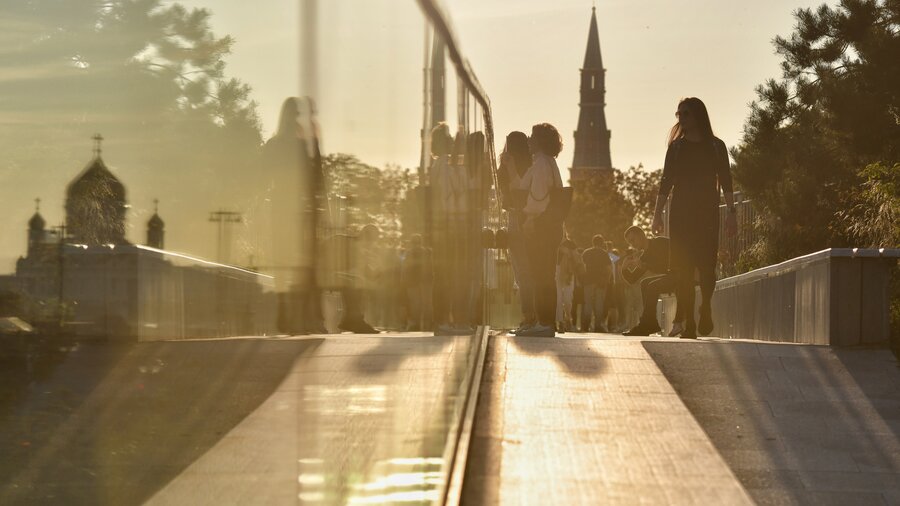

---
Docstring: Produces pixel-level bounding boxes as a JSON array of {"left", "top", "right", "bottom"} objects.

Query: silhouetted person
[
  {"left": 498, "top": 131, "right": 535, "bottom": 331},
  {"left": 338, "top": 224, "right": 380, "bottom": 334},
  {"left": 403, "top": 234, "right": 433, "bottom": 331},
  {"left": 518, "top": 123, "right": 565, "bottom": 337},
  {"left": 430, "top": 123, "right": 470, "bottom": 334},
  {"left": 581, "top": 234, "right": 612, "bottom": 332},
  {"left": 262, "top": 97, "right": 324, "bottom": 335},
  {"left": 622, "top": 226, "right": 679, "bottom": 335},
  {"left": 651, "top": 97, "right": 736, "bottom": 337}
]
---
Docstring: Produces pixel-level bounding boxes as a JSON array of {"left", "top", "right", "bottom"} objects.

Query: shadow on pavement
[
  {"left": 0, "top": 337, "right": 320, "bottom": 506},
  {"left": 643, "top": 339, "right": 900, "bottom": 505},
  {"left": 507, "top": 335, "right": 606, "bottom": 377}
]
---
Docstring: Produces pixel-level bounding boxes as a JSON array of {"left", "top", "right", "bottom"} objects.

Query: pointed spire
[
  {"left": 153, "top": 198, "right": 159, "bottom": 214},
  {"left": 583, "top": 6, "right": 603, "bottom": 70},
  {"left": 34, "top": 197, "right": 41, "bottom": 213}
]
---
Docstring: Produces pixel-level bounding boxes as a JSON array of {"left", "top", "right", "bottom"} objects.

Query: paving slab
[
  {"left": 461, "top": 335, "right": 753, "bottom": 505},
  {"left": 644, "top": 339, "right": 900, "bottom": 504}
]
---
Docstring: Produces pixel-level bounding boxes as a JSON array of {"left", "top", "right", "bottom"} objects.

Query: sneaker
[
  {"left": 339, "top": 320, "right": 379, "bottom": 334},
  {"left": 623, "top": 322, "right": 662, "bottom": 337},
  {"left": 698, "top": 308, "right": 714, "bottom": 336},
  {"left": 511, "top": 321, "right": 535, "bottom": 335},
  {"left": 517, "top": 324, "right": 556, "bottom": 337},
  {"left": 668, "top": 321, "right": 685, "bottom": 338}
]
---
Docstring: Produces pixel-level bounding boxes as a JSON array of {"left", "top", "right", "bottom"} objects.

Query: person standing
[
  {"left": 498, "top": 131, "right": 535, "bottom": 331},
  {"left": 555, "top": 239, "right": 577, "bottom": 332},
  {"left": 403, "top": 234, "right": 433, "bottom": 331},
  {"left": 430, "top": 123, "right": 470, "bottom": 334},
  {"left": 580, "top": 235, "right": 612, "bottom": 332},
  {"left": 518, "top": 123, "right": 565, "bottom": 337},
  {"left": 262, "top": 97, "right": 325, "bottom": 335},
  {"left": 651, "top": 97, "right": 737, "bottom": 338}
]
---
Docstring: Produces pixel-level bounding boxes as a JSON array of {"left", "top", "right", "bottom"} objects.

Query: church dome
[
  {"left": 28, "top": 211, "right": 45, "bottom": 231},
  {"left": 65, "top": 149, "right": 128, "bottom": 245}
]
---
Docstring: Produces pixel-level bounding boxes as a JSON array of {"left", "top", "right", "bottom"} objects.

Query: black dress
[{"left": 658, "top": 136, "right": 733, "bottom": 321}]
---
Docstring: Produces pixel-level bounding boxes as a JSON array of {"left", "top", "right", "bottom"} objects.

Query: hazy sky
[
  {"left": 0, "top": 0, "right": 836, "bottom": 271},
  {"left": 187, "top": 0, "right": 836, "bottom": 174}
]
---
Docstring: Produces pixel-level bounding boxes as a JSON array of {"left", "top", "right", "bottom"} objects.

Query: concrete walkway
[
  {"left": 462, "top": 335, "right": 753, "bottom": 505},
  {"left": 147, "top": 335, "right": 472, "bottom": 505},
  {"left": 644, "top": 339, "right": 900, "bottom": 505}
]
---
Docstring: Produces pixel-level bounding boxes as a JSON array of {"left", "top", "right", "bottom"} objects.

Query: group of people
[
  {"left": 266, "top": 95, "right": 736, "bottom": 339},
  {"left": 501, "top": 97, "right": 736, "bottom": 338},
  {"left": 552, "top": 234, "right": 643, "bottom": 334}
]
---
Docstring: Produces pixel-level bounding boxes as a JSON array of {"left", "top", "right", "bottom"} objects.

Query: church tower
[
  {"left": 27, "top": 198, "right": 46, "bottom": 254},
  {"left": 65, "top": 134, "right": 128, "bottom": 245},
  {"left": 571, "top": 7, "right": 613, "bottom": 181},
  {"left": 146, "top": 199, "right": 165, "bottom": 249}
]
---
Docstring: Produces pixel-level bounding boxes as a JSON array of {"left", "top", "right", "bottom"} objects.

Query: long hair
[
  {"left": 451, "top": 130, "right": 467, "bottom": 166},
  {"left": 430, "top": 122, "right": 452, "bottom": 157},
  {"left": 503, "top": 131, "right": 531, "bottom": 177},
  {"left": 276, "top": 97, "right": 300, "bottom": 137},
  {"left": 531, "top": 123, "right": 563, "bottom": 158},
  {"left": 667, "top": 97, "right": 714, "bottom": 146}
]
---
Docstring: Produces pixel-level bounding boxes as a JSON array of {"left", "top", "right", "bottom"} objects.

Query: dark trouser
[
  {"left": 638, "top": 274, "right": 676, "bottom": 327},
  {"left": 526, "top": 219, "right": 564, "bottom": 327},
  {"left": 407, "top": 283, "right": 433, "bottom": 328},
  {"left": 432, "top": 217, "right": 469, "bottom": 326},
  {"left": 670, "top": 216, "right": 718, "bottom": 329},
  {"left": 341, "top": 287, "right": 366, "bottom": 325}
]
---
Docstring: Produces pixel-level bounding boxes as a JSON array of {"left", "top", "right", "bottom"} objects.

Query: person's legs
[
  {"left": 407, "top": 286, "right": 421, "bottom": 330},
  {"left": 562, "top": 282, "right": 574, "bottom": 327},
  {"left": 630, "top": 274, "right": 675, "bottom": 331},
  {"left": 526, "top": 221, "right": 562, "bottom": 332},
  {"left": 697, "top": 245, "right": 718, "bottom": 335},
  {"left": 593, "top": 285, "right": 607, "bottom": 332},
  {"left": 555, "top": 274, "right": 565, "bottom": 324},
  {"left": 581, "top": 284, "right": 595, "bottom": 331}
]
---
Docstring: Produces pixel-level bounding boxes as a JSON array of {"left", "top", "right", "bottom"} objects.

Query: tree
[
  {"left": 0, "top": 1, "right": 262, "bottom": 265},
  {"left": 321, "top": 153, "right": 417, "bottom": 240},
  {"left": 619, "top": 165, "right": 662, "bottom": 231},
  {"left": 731, "top": 0, "right": 900, "bottom": 268},
  {"left": 566, "top": 172, "right": 635, "bottom": 250}
]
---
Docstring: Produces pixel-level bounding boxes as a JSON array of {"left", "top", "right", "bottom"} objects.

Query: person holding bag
[{"left": 519, "top": 123, "right": 567, "bottom": 337}]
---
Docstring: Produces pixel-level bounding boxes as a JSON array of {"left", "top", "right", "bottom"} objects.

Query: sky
[
  {"left": 0, "top": 0, "right": 837, "bottom": 271},
  {"left": 184, "top": 0, "right": 836, "bottom": 173}
]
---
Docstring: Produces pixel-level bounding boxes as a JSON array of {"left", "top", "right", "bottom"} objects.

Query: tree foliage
[
  {"left": 565, "top": 167, "right": 661, "bottom": 250},
  {"left": 0, "top": 0, "right": 262, "bottom": 264},
  {"left": 322, "top": 154, "right": 417, "bottom": 240},
  {"left": 732, "top": 0, "right": 900, "bottom": 267}
]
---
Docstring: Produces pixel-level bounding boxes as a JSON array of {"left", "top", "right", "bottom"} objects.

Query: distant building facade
[
  {"left": 571, "top": 7, "right": 613, "bottom": 181},
  {"left": 0, "top": 137, "right": 276, "bottom": 341}
]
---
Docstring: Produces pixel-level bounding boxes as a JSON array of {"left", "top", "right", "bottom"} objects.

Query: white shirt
[
  {"left": 521, "top": 152, "right": 564, "bottom": 217},
  {"left": 429, "top": 155, "right": 467, "bottom": 215}
]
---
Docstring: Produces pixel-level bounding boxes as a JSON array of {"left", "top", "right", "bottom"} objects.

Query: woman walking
[
  {"left": 652, "top": 97, "right": 737, "bottom": 338},
  {"left": 519, "top": 123, "right": 565, "bottom": 337},
  {"left": 498, "top": 131, "right": 535, "bottom": 331}
]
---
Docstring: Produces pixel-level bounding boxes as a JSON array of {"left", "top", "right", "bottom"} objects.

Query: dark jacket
[{"left": 622, "top": 237, "right": 669, "bottom": 284}]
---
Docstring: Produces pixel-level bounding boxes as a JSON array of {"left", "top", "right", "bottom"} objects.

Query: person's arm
[
  {"left": 652, "top": 142, "right": 677, "bottom": 235},
  {"left": 523, "top": 158, "right": 551, "bottom": 218}
]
